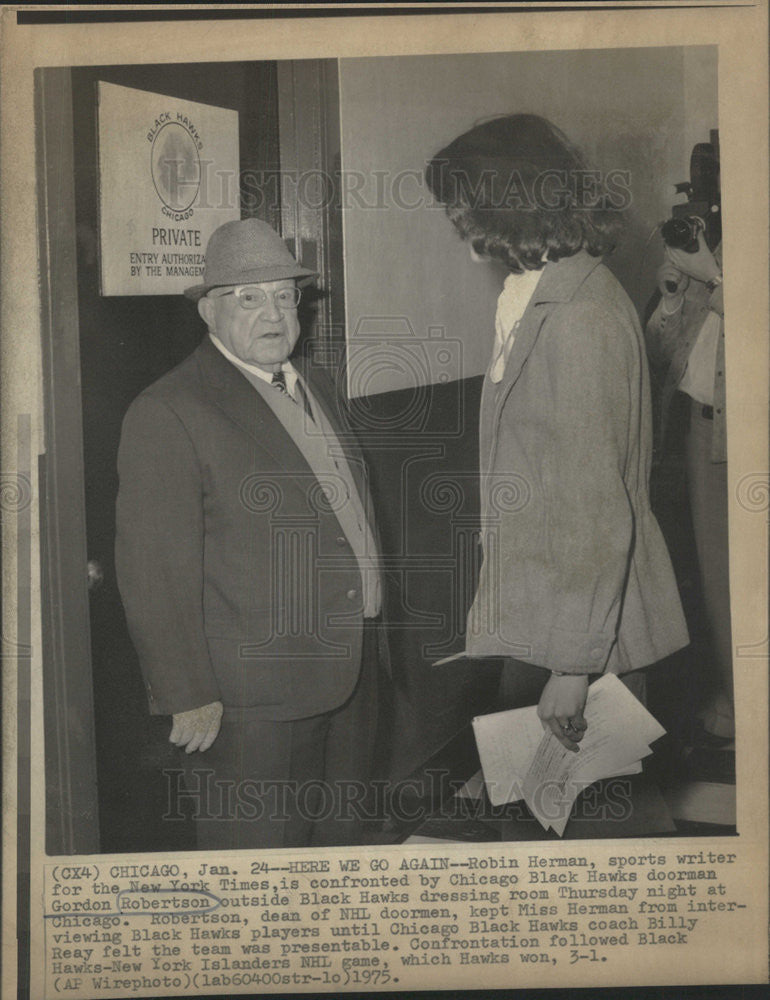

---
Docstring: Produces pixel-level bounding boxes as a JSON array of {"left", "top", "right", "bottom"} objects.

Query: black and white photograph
[
  {"left": 38, "top": 45, "right": 734, "bottom": 854},
  {"left": 2, "top": 5, "right": 768, "bottom": 999}
]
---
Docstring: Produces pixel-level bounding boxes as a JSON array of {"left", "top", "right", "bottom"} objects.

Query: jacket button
[
  {"left": 346, "top": 588, "right": 358, "bottom": 601},
  {"left": 589, "top": 647, "right": 604, "bottom": 659},
  {"left": 336, "top": 536, "right": 347, "bottom": 546}
]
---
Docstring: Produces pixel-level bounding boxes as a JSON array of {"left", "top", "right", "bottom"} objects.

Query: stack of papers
[{"left": 471, "top": 673, "right": 666, "bottom": 835}]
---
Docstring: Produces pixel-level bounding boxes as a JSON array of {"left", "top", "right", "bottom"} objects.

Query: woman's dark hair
[{"left": 425, "top": 114, "right": 622, "bottom": 273}]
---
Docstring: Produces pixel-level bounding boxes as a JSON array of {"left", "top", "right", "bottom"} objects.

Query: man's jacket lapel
[{"left": 194, "top": 336, "right": 313, "bottom": 477}]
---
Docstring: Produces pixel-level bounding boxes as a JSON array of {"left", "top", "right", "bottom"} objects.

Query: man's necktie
[{"left": 271, "top": 369, "right": 314, "bottom": 423}]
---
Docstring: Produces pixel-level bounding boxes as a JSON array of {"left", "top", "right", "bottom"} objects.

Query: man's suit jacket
[
  {"left": 465, "top": 251, "right": 690, "bottom": 675},
  {"left": 116, "top": 336, "right": 381, "bottom": 721}
]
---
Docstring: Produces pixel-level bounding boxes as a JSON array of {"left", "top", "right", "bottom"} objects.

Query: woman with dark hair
[{"left": 427, "top": 114, "right": 688, "bottom": 750}]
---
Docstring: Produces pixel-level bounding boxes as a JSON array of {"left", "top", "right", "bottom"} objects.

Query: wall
[
  {"left": 683, "top": 46, "right": 720, "bottom": 182},
  {"left": 340, "top": 46, "right": 718, "bottom": 396}
]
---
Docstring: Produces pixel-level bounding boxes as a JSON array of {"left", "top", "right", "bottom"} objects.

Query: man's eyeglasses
[{"left": 208, "top": 285, "right": 301, "bottom": 310}]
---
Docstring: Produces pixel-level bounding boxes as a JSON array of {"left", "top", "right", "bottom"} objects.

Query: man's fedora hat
[{"left": 184, "top": 218, "right": 316, "bottom": 301}]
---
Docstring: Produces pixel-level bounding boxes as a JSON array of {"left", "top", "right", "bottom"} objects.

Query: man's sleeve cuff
[{"left": 146, "top": 677, "right": 222, "bottom": 716}]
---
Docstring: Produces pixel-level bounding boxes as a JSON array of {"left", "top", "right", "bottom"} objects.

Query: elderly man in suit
[{"left": 116, "top": 218, "right": 386, "bottom": 850}]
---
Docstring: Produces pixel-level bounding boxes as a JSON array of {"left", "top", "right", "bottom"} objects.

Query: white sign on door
[{"left": 97, "top": 81, "right": 240, "bottom": 295}]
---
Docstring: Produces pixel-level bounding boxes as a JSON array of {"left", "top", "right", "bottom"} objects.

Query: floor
[
  {"left": 395, "top": 736, "right": 736, "bottom": 845},
  {"left": 387, "top": 676, "right": 737, "bottom": 845}
]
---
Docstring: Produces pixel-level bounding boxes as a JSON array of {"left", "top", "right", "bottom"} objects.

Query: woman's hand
[{"left": 538, "top": 674, "right": 589, "bottom": 751}]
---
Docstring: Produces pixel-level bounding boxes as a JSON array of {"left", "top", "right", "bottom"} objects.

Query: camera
[
  {"left": 660, "top": 131, "right": 721, "bottom": 255},
  {"left": 661, "top": 215, "right": 704, "bottom": 254}
]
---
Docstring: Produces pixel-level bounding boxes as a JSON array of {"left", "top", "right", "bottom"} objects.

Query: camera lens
[{"left": 661, "top": 217, "right": 694, "bottom": 249}]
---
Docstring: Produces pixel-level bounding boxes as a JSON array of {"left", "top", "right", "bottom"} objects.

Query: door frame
[
  {"left": 36, "top": 66, "right": 100, "bottom": 856},
  {"left": 277, "top": 59, "right": 346, "bottom": 369}
]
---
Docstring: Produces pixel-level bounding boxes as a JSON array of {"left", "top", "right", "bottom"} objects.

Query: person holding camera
[{"left": 645, "top": 229, "right": 732, "bottom": 742}]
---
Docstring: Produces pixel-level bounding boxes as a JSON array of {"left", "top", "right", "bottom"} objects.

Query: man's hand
[
  {"left": 170, "top": 700, "right": 223, "bottom": 753},
  {"left": 656, "top": 262, "right": 689, "bottom": 303},
  {"left": 538, "top": 674, "right": 589, "bottom": 752},
  {"left": 664, "top": 229, "right": 720, "bottom": 285}
]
